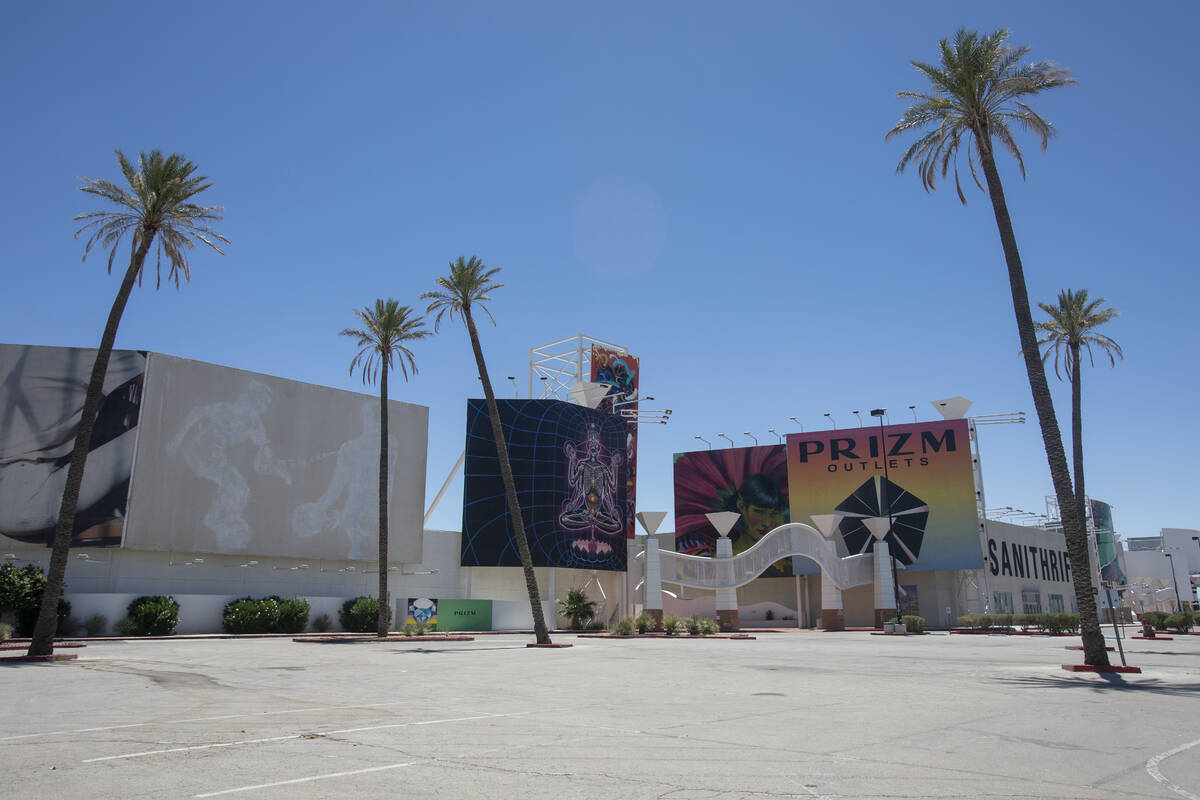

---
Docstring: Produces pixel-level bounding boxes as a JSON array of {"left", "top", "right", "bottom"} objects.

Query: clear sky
[{"left": 3, "top": 2, "right": 1197, "bottom": 540}]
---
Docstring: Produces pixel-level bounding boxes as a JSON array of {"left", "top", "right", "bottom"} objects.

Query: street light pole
[{"left": 871, "top": 408, "right": 902, "bottom": 621}]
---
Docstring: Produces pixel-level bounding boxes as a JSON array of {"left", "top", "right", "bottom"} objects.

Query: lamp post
[
  {"left": 852, "top": 410, "right": 863, "bottom": 427},
  {"left": 694, "top": 435, "right": 711, "bottom": 450},
  {"left": 1165, "top": 552, "right": 1183, "bottom": 613},
  {"left": 789, "top": 416, "right": 804, "bottom": 431},
  {"left": 743, "top": 431, "right": 758, "bottom": 446},
  {"left": 908, "top": 405, "right": 917, "bottom": 422},
  {"left": 717, "top": 433, "right": 734, "bottom": 448},
  {"left": 767, "top": 428, "right": 782, "bottom": 443},
  {"left": 824, "top": 412, "right": 836, "bottom": 429},
  {"left": 871, "top": 408, "right": 902, "bottom": 621}
]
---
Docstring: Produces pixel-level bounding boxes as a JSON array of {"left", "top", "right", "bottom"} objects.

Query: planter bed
[
  {"left": 577, "top": 632, "right": 756, "bottom": 640},
  {"left": 292, "top": 634, "right": 475, "bottom": 644},
  {"left": 1, "top": 640, "right": 86, "bottom": 650}
]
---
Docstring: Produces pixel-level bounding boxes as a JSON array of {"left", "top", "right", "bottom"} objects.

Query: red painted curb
[
  {"left": 1131, "top": 636, "right": 1173, "bottom": 640},
  {"left": 526, "top": 643, "right": 573, "bottom": 648},
  {"left": 0, "top": 653, "right": 78, "bottom": 663},
  {"left": 292, "top": 635, "right": 474, "bottom": 644},
  {"left": 1064, "top": 645, "right": 1115, "bottom": 651},
  {"left": 1061, "top": 664, "right": 1142, "bottom": 674}
]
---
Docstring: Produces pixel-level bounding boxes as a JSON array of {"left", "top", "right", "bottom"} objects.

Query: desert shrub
[
  {"left": 311, "top": 613, "right": 332, "bottom": 633},
  {"left": 1140, "top": 611, "right": 1169, "bottom": 631},
  {"left": 586, "top": 618, "right": 606, "bottom": 630},
  {"left": 1, "top": 564, "right": 72, "bottom": 637},
  {"left": 0, "top": 622, "right": 12, "bottom": 641},
  {"left": 339, "top": 596, "right": 390, "bottom": 633},
  {"left": 699, "top": 617, "right": 719, "bottom": 635},
  {"left": 402, "top": 621, "right": 416, "bottom": 636},
  {"left": 611, "top": 617, "right": 636, "bottom": 635},
  {"left": 1164, "top": 612, "right": 1194, "bottom": 633},
  {"left": 557, "top": 588, "right": 597, "bottom": 630},
  {"left": 275, "top": 597, "right": 311, "bottom": 633},
  {"left": 83, "top": 613, "right": 108, "bottom": 637},
  {"left": 902, "top": 615, "right": 925, "bottom": 633},
  {"left": 662, "top": 615, "right": 684, "bottom": 636},
  {"left": 686, "top": 615, "right": 704, "bottom": 635},
  {"left": 634, "top": 612, "right": 654, "bottom": 634},
  {"left": 126, "top": 596, "right": 179, "bottom": 636}
]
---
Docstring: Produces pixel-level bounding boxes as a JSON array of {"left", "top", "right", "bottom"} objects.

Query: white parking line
[
  {"left": 194, "top": 761, "right": 422, "bottom": 797},
  {"left": 82, "top": 711, "right": 525, "bottom": 763},
  {"left": 1145, "top": 737, "right": 1200, "bottom": 800},
  {"left": 0, "top": 701, "right": 409, "bottom": 742}
]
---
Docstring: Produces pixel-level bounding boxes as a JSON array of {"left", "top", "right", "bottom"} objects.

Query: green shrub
[
  {"left": 1164, "top": 612, "right": 1194, "bottom": 633},
  {"left": 222, "top": 597, "right": 273, "bottom": 634},
  {"left": 339, "top": 596, "right": 390, "bottom": 633},
  {"left": 902, "top": 615, "right": 925, "bottom": 633},
  {"left": 634, "top": 612, "right": 654, "bottom": 634},
  {"left": 699, "top": 617, "right": 719, "bottom": 635},
  {"left": 994, "top": 613, "right": 1013, "bottom": 628},
  {"left": 311, "top": 613, "right": 332, "bottom": 633},
  {"left": 1012, "top": 613, "right": 1032, "bottom": 630},
  {"left": 1, "top": 564, "right": 72, "bottom": 637},
  {"left": 83, "top": 613, "right": 108, "bottom": 637},
  {"left": 275, "top": 597, "right": 311, "bottom": 633},
  {"left": 126, "top": 596, "right": 179, "bottom": 636},
  {"left": 402, "top": 621, "right": 416, "bottom": 636},
  {"left": 977, "top": 614, "right": 994, "bottom": 629},
  {"left": 611, "top": 617, "right": 636, "bottom": 635},
  {"left": 557, "top": 588, "right": 597, "bottom": 630},
  {"left": 956, "top": 614, "right": 976, "bottom": 629},
  {"left": 686, "top": 615, "right": 704, "bottom": 635},
  {"left": 1140, "top": 611, "right": 1169, "bottom": 631},
  {"left": 662, "top": 614, "right": 684, "bottom": 636},
  {"left": 0, "top": 622, "right": 12, "bottom": 641},
  {"left": 114, "top": 617, "right": 137, "bottom": 635}
]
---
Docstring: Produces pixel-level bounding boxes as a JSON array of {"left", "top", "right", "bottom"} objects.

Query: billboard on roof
[
  {"left": 590, "top": 345, "right": 639, "bottom": 540},
  {"left": 785, "top": 419, "right": 982, "bottom": 572},
  {"left": 461, "top": 399, "right": 628, "bottom": 571}
]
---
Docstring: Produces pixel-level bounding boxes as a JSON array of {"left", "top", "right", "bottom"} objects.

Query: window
[
  {"left": 1048, "top": 594, "right": 1065, "bottom": 613},
  {"left": 992, "top": 591, "right": 1013, "bottom": 614},
  {"left": 1022, "top": 589, "right": 1043, "bottom": 615}
]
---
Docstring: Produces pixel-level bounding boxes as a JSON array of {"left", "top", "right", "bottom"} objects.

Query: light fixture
[
  {"left": 824, "top": 412, "right": 836, "bottom": 429},
  {"left": 743, "top": 431, "right": 758, "bottom": 446},
  {"left": 870, "top": 407, "right": 902, "bottom": 620},
  {"left": 852, "top": 410, "right": 863, "bottom": 427},
  {"left": 789, "top": 417, "right": 804, "bottom": 432},
  {"left": 694, "top": 435, "right": 711, "bottom": 449},
  {"left": 717, "top": 433, "right": 734, "bottom": 447},
  {"left": 908, "top": 405, "right": 917, "bottom": 422},
  {"left": 767, "top": 427, "right": 782, "bottom": 443}
]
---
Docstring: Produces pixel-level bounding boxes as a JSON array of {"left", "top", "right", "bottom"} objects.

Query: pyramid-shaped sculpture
[{"left": 834, "top": 476, "right": 929, "bottom": 566}]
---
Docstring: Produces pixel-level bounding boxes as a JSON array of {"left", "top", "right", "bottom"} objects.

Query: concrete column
[
  {"left": 874, "top": 541, "right": 898, "bottom": 628},
  {"left": 820, "top": 570, "right": 844, "bottom": 631},
  {"left": 715, "top": 535, "right": 739, "bottom": 631},
  {"left": 644, "top": 536, "right": 664, "bottom": 630}
]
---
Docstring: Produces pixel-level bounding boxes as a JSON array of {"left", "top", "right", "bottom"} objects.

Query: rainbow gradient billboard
[{"left": 785, "top": 419, "right": 982, "bottom": 572}]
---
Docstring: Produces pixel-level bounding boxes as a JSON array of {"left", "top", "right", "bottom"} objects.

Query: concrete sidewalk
[{"left": 2, "top": 630, "right": 1198, "bottom": 799}]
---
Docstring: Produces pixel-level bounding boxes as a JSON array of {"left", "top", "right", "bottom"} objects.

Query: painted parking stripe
[
  {"left": 1145, "top": 737, "right": 1200, "bottom": 800},
  {"left": 194, "top": 761, "right": 422, "bottom": 798},
  {"left": 0, "top": 701, "right": 409, "bottom": 742},
  {"left": 82, "top": 712, "right": 524, "bottom": 763}
]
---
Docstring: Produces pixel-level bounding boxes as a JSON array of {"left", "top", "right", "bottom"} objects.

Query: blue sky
[{"left": 3, "top": 2, "right": 1197, "bottom": 539}]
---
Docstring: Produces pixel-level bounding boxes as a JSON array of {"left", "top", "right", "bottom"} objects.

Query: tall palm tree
[
  {"left": 28, "top": 150, "right": 228, "bottom": 657},
  {"left": 886, "top": 30, "right": 1110, "bottom": 666},
  {"left": 421, "top": 256, "right": 552, "bottom": 645},
  {"left": 341, "top": 299, "right": 429, "bottom": 638},
  {"left": 1037, "top": 289, "right": 1123, "bottom": 540}
]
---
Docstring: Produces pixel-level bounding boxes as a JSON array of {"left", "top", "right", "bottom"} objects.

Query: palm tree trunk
[
  {"left": 377, "top": 359, "right": 390, "bottom": 638},
  {"left": 1070, "top": 343, "right": 1086, "bottom": 531},
  {"left": 975, "top": 134, "right": 1108, "bottom": 667},
  {"left": 27, "top": 230, "right": 156, "bottom": 657},
  {"left": 463, "top": 311, "right": 552, "bottom": 644}
]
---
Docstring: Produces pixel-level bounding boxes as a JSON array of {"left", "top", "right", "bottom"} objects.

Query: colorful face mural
[
  {"left": 0, "top": 345, "right": 145, "bottom": 547},
  {"left": 673, "top": 445, "right": 792, "bottom": 576},
  {"left": 590, "top": 345, "right": 638, "bottom": 539},
  {"left": 785, "top": 419, "right": 982, "bottom": 572},
  {"left": 461, "top": 399, "right": 628, "bottom": 571}
]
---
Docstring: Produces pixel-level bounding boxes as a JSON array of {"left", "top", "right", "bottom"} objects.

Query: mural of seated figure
[{"left": 559, "top": 424, "right": 623, "bottom": 535}]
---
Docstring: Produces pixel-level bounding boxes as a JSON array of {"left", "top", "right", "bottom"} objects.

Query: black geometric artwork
[
  {"left": 834, "top": 476, "right": 929, "bottom": 566},
  {"left": 460, "top": 399, "right": 627, "bottom": 572}
]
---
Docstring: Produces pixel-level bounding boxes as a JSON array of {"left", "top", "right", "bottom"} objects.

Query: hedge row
[
  {"left": 222, "top": 596, "right": 311, "bottom": 634},
  {"left": 957, "top": 613, "right": 1080, "bottom": 634},
  {"left": 1141, "top": 610, "right": 1196, "bottom": 632}
]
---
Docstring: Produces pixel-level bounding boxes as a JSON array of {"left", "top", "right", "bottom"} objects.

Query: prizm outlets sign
[
  {"left": 986, "top": 536, "right": 1073, "bottom": 584},
  {"left": 791, "top": 428, "right": 959, "bottom": 473}
]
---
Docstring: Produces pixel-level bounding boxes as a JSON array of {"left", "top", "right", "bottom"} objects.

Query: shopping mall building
[{"left": 2, "top": 341, "right": 1196, "bottom": 633}]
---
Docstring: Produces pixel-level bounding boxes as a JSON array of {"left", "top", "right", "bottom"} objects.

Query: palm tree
[
  {"left": 27, "top": 151, "right": 227, "bottom": 658},
  {"left": 1037, "top": 289, "right": 1123, "bottom": 538},
  {"left": 557, "top": 587, "right": 598, "bottom": 630},
  {"left": 421, "top": 256, "right": 553, "bottom": 645},
  {"left": 886, "top": 30, "right": 1110, "bottom": 666},
  {"left": 341, "top": 299, "right": 429, "bottom": 638}
]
